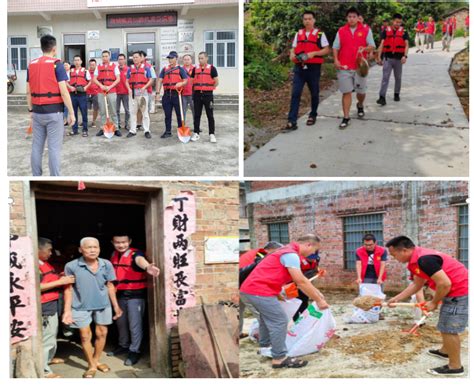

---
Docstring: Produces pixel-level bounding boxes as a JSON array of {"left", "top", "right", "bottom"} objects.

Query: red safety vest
[
  {"left": 69, "top": 67, "right": 89, "bottom": 88},
  {"left": 182, "top": 65, "right": 194, "bottom": 96},
  {"left": 465, "top": 15, "right": 469, "bottom": 27},
  {"left": 293, "top": 28, "right": 324, "bottom": 64},
  {"left": 415, "top": 22, "right": 426, "bottom": 33},
  {"left": 116, "top": 65, "right": 129, "bottom": 95},
  {"left": 28, "top": 56, "right": 64, "bottom": 105},
  {"left": 96, "top": 62, "right": 117, "bottom": 93},
  {"left": 240, "top": 242, "right": 311, "bottom": 296},
  {"left": 337, "top": 22, "right": 369, "bottom": 70},
  {"left": 193, "top": 64, "right": 215, "bottom": 92},
  {"left": 129, "top": 64, "right": 149, "bottom": 90},
  {"left": 111, "top": 248, "right": 147, "bottom": 291},
  {"left": 143, "top": 61, "right": 153, "bottom": 94},
  {"left": 239, "top": 248, "right": 267, "bottom": 269},
  {"left": 87, "top": 69, "right": 100, "bottom": 95},
  {"left": 162, "top": 65, "right": 183, "bottom": 91},
  {"left": 425, "top": 21, "right": 435, "bottom": 35},
  {"left": 383, "top": 26, "right": 407, "bottom": 54},
  {"left": 407, "top": 247, "right": 468, "bottom": 297},
  {"left": 356, "top": 245, "right": 387, "bottom": 282},
  {"left": 39, "top": 261, "right": 61, "bottom": 304}
]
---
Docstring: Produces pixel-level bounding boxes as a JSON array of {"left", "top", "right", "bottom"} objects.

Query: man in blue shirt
[
  {"left": 62, "top": 237, "right": 122, "bottom": 378},
  {"left": 26, "top": 35, "right": 75, "bottom": 176}
]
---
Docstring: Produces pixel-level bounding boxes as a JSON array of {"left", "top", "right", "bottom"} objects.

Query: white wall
[{"left": 8, "top": 6, "right": 238, "bottom": 94}]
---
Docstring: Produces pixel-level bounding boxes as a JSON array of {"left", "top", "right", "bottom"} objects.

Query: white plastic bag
[
  {"left": 286, "top": 303, "right": 337, "bottom": 357},
  {"left": 345, "top": 283, "right": 385, "bottom": 324}
]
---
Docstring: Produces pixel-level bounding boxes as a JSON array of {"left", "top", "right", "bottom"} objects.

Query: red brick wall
[
  {"left": 249, "top": 181, "right": 309, "bottom": 192},
  {"left": 250, "top": 181, "right": 468, "bottom": 291}
]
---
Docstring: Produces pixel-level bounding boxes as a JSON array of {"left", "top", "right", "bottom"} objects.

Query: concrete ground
[
  {"left": 48, "top": 338, "right": 157, "bottom": 378},
  {"left": 245, "top": 38, "right": 469, "bottom": 177},
  {"left": 240, "top": 290, "right": 469, "bottom": 378},
  {"left": 8, "top": 110, "right": 238, "bottom": 176}
]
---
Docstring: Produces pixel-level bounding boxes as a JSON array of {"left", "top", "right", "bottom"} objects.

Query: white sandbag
[
  {"left": 286, "top": 303, "right": 337, "bottom": 357},
  {"left": 345, "top": 283, "right": 385, "bottom": 324},
  {"left": 248, "top": 318, "right": 260, "bottom": 343}
]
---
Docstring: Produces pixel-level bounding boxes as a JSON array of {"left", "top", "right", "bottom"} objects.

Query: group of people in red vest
[
  {"left": 239, "top": 233, "right": 468, "bottom": 375},
  {"left": 27, "top": 34, "right": 219, "bottom": 176},
  {"left": 37, "top": 234, "right": 159, "bottom": 378}
]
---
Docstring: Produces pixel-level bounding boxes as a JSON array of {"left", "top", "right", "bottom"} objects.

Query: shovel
[
  {"left": 177, "top": 88, "right": 191, "bottom": 143},
  {"left": 102, "top": 92, "right": 115, "bottom": 139},
  {"left": 353, "top": 295, "right": 428, "bottom": 311},
  {"left": 282, "top": 269, "right": 326, "bottom": 299}
]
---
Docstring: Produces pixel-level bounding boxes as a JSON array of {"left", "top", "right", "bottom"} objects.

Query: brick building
[
  {"left": 9, "top": 180, "right": 239, "bottom": 378},
  {"left": 242, "top": 181, "right": 468, "bottom": 291}
]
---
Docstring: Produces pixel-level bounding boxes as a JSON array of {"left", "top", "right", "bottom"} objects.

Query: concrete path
[
  {"left": 8, "top": 110, "right": 238, "bottom": 177},
  {"left": 245, "top": 38, "right": 469, "bottom": 177}
]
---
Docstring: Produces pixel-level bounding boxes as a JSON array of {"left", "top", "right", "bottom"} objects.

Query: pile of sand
[{"left": 352, "top": 295, "right": 382, "bottom": 311}]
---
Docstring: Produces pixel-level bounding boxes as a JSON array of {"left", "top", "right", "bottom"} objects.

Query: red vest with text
[
  {"left": 111, "top": 248, "right": 147, "bottom": 291},
  {"left": 383, "top": 26, "right": 407, "bottom": 54},
  {"left": 337, "top": 23, "right": 369, "bottom": 70},
  {"left": 356, "top": 245, "right": 387, "bottom": 282},
  {"left": 240, "top": 242, "right": 310, "bottom": 296},
  {"left": 39, "top": 261, "right": 61, "bottom": 304},
  {"left": 182, "top": 65, "right": 194, "bottom": 96},
  {"left": 69, "top": 67, "right": 88, "bottom": 88},
  {"left": 415, "top": 22, "right": 426, "bottom": 33},
  {"left": 162, "top": 65, "right": 183, "bottom": 91},
  {"left": 193, "top": 64, "right": 215, "bottom": 92},
  {"left": 97, "top": 62, "right": 117, "bottom": 93},
  {"left": 116, "top": 65, "right": 129, "bottom": 95},
  {"left": 87, "top": 69, "right": 100, "bottom": 95},
  {"left": 293, "top": 28, "right": 324, "bottom": 64},
  {"left": 28, "top": 56, "right": 64, "bottom": 105},
  {"left": 128, "top": 64, "right": 148, "bottom": 90},
  {"left": 407, "top": 247, "right": 468, "bottom": 297},
  {"left": 425, "top": 21, "right": 435, "bottom": 35}
]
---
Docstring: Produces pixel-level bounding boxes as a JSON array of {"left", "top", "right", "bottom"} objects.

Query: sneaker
[
  {"left": 416, "top": 49, "right": 420, "bottom": 53},
  {"left": 136, "top": 125, "right": 143, "bottom": 131},
  {"left": 107, "top": 346, "right": 129, "bottom": 357},
  {"left": 210, "top": 134, "right": 217, "bottom": 143},
  {"left": 96, "top": 130, "right": 104, "bottom": 137},
  {"left": 145, "top": 132, "right": 151, "bottom": 139},
  {"left": 124, "top": 351, "right": 141, "bottom": 366},
  {"left": 160, "top": 132, "right": 172, "bottom": 139},
  {"left": 394, "top": 94, "right": 401, "bottom": 102},
  {"left": 339, "top": 117, "right": 351, "bottom": 129},
  {"left": 428, "top": 349, "right": 449, "bottom": 360},
  {"left": 283, "top": 122, "right": 298, "bottom": 131},
  {"left": 91, "top": 122, "right": 97, "bottom": 128},
  {"left": 356, "top": 103, "right": 365, "bottom": 118},
  {"left": 190, "top": 133, "right": 200, "bottom": 142},
  {"left": 376, "top": 96, "right": 387, "bottom": 106},
  {"left": 115, "top": 129, "right": 122, "bottom": 137},
  {"left": 427, "top": 365, "right": 464, "bottom": 376},
  {"left": 126, "top": 132, "right": 136, "bottom": 138}
]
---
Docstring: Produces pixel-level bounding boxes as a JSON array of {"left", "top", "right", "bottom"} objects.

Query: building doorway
[
  {"left": 30, "top": 182, "right": 169, "bottom": 376},
  {"left": 63, "top": 34, "right": 86, "bottom": 64},
  {"left": 126, "top": 32, "right": 156, "bottom": 66}
]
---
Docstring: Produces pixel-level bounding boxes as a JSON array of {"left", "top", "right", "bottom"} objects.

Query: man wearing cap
[
  {"left": 386, "top": 236, "right": 468, "bottom": 376},
  {"left": 155, "top": 51, "right": 188, "bottom": 139}
]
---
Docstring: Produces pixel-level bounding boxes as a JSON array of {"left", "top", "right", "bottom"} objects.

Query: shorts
[
  {"left": 437, "top": 296, "right": 468, "bottom": 334},
  {"left": 71, "top": 307, "right": 112, "bottom": 329},
  {"left": 88, "top": 94, "right": 99, "bottom": 110},
  {"left": 337, "top": 70, "right": 368, "bottom": 94}
]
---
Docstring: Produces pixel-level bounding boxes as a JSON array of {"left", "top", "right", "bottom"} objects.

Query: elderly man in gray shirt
[{"left": 62, "top": 237, "right": 122, "bottom": 378}]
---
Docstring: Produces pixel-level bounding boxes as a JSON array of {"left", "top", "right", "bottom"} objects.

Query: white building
[{"left": 8, "top": 0, "right": 238, "bottom": 94}]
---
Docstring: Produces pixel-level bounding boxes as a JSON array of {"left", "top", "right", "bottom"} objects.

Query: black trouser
[
  {"left": 293, "top": 290, "right": 309, "bottom": 322},
  {"left": 193, "top": 92, "right": 215, "bottom": 135}
]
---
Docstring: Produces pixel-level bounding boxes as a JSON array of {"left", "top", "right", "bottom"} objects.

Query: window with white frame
[
  {"left": 8, "top": 36, "right": 28, "bottom": 71},
  {"left": 204, "top": 30, "right": 236, "bottom": 68}
]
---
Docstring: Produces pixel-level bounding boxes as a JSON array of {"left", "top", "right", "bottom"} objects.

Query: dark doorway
[
  {"left": 64, "top": 45, "right": 86, "bottom": 65},
  {"left": 35, "top": 198, "right": 151, "bottom": 367}
]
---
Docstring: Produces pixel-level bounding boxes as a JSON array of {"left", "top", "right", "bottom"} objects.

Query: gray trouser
[
  {"left": 116, "top": 93, "right": 130, "bottom": 128},
  {"left": 42, "top": 313, "right": 59, "bottom": 375},
  {"left": 31, "top": 111, "right": 64, "bottom": 176},
  {"left": 98, "top": 92, "right": 118, "bottom": 128},
  {"left": 181, "top": 95, "right": 194, "bottom": 123},
  {"left": 240, "top": 292, "right": 288, "bottom": 359},
  {"left": 415, "top": 33, "right": 425, "bottom": 50},
  {"left": 425, "top": 34, "right": 434, "bottom": 49},
  {"left": 442, "top": 33, "right": 453, "bottom": 50},
  {"left": 239, "top": 297, "right": 260, "bottom": 334},
  {"left": 116, "top": 297, "right": 146, "bottom": 353},
  {"left": 379, "top": 57, "right": 403, "bottom": 97}
]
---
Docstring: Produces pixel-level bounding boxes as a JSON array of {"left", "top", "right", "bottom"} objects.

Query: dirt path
[{"left": 239, "top": 291, "right": 469, "bottom": 378}]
